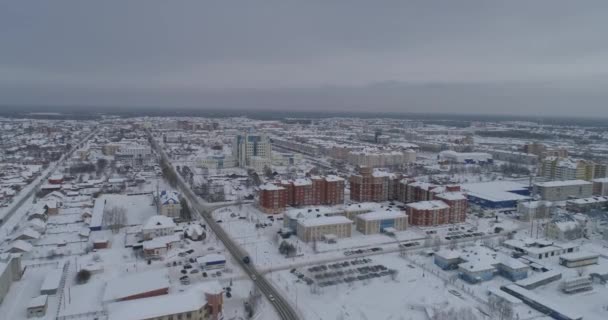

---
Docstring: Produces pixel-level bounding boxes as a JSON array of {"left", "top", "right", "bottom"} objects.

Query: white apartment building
[{"left": 232, "top": 133, "right": 272, "bottom": 171}]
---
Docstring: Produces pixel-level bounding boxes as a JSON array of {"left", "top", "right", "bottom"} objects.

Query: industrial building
[{"left": 462, "top": 181, "right": 530, "bottom": 209}]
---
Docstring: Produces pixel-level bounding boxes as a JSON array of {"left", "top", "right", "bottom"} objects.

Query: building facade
[
  {"left": 406, "top": 200, "right": 451, "bottom": 226},
  {"left": 534, "top": 180, "right": 593, "bottom": 201},
  {"left": 355, "top": 211, "right": 408, "bottom": 234},
  {"left": 296, "top": 216, "right": 353, "bottom": 242}
]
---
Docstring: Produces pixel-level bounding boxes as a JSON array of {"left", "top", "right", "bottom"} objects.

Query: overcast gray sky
[{"left": 1, "top": 1, "right": 608, "bottom": 116}]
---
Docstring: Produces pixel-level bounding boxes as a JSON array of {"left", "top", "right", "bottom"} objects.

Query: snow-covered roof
[
  {"left": 27, "top": 295, "right": 48, "bottom": 309},
  {"left": 103, "top": 268, "right": 170, "bottom": 302},
  {"left": 143, "top": 215, "right": 176, "bottom": 230},
  {"left": 160, "top": 190, "right": 180, "bottom": 205},
  {"left": 435, "top": 249, "right": 461, "bottom": 260},
  {"left": 107, "top": 283, "right": 222, "bottom": 320},
  {"left": 567, "top": 196, "right": 608, "bottom": 205},
  {"left": 90, "top": 198, "right": 105, "bottom": 230},
  {"left": 435, "top": 192, "right": 467, "bottom": 201},
  {"left": 298, "top": 216, "right": 352, "bottom": 227},
  {"left": 357, "top": 211, "right": 407, "bottom": 221},
  {"left": 406, "top": 200, "right": 449, "bottom": 211},
  {"left": 41, "top": 269, "right": 63, "bottom": 293},
  {"left": 559, "top": 251, "right": 599, "bottom": 262},
  {"left": 8, "top": 239, "right": 33, "bottom": 252},
  {"left": 462, "top": 181, "right": 530, "bottom": 202},
  {"left": 259, "top": 183, "right": 284, "bottom": 191},
  {"left": 325, "top": 175, "right": 344, "bottom": 182},
  {"left": 143, "top": 234, "right": 180, "bottom": 250},
  {"left": 534, "top": 180, "right": 591, "bottom": 188},
  {"left": 197, "top": 253, "right": 226, "bottom": 265}
]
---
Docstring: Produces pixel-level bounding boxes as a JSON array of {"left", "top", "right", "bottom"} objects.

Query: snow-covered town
[{"left": 0, "top": 115, "right": 607, "bottom": 320}]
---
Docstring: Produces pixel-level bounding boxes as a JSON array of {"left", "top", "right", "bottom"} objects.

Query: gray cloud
[{"left": 1, "top": 1, "right": 608, "bottom": 116}]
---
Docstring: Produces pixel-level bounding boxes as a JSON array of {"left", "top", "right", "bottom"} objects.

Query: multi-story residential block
[
  {"left": 565, "top": 196, "right": 608, "bottom": 213},
  {"left": 349, "top": 167, "right": 398, "bottom": 202},
  {"left": 406, "top": 200, "right": 451, "bottom": 226},
  {"left": 434, "top": 192, "right": 468, "bottom": 224},
  {"left": 258, "top": 183, "right": 288, "bottom": 214},
  {"left": 592, "top": 177, "right": 608, "bottom": 196},
  {"left": 232, "top": 133, "right": 272, "bottom": 171},
  {"left": 533, "top": 180, "right": 593, "bottom": 201},
  {"left": 540, "top": 157, "right": 599, "bottom": 181}
]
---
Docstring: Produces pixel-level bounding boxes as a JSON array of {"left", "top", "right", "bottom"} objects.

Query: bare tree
[
  {"left": 104, "top": 206, "right": 127, "bottom": 233},
  {"left": 433, "top": 236, "right": 442, "bottom": 251},
  {"left": 489, "top": 297, "right": 514, "bottom": 320}
]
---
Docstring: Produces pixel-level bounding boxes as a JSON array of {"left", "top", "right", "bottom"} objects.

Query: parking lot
[{"left": 290, "top": 258, "right": 397, "bottom": 288}]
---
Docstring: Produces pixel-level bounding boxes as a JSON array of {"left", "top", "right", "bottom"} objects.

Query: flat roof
[
  {"left": 559, "top": 251, "right": 599, "bottom": 262},
  {"left": 406, "top": 200, "right": 449, "bottom": 210},
  {"left": 534, "top": 180, "right": 591, "bottom": 188},
  {"left": 298, "top": 216, "right": 352, "bottom": 227},
  {"left": 357, "top": 211, "right": 406, "bottom": 221},
  {"left": 28, "top": 295, "right": 48, "bottom": 309},
  {"left": 41, "top": 269, "right": 63, "bottom": 293},
  {"left": 462, "top": 181, "right": 530, "bottom": 202},
  {"left": 502, "top": 285, "right": 582, "bottom": 320}
]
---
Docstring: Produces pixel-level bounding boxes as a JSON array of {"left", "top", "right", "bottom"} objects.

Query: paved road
[
  {"left": 0, "top": 127, "right": 99, "bottom": 229},
  {"left": 148, "top": 131, "right": 300, "bottom": 320}
]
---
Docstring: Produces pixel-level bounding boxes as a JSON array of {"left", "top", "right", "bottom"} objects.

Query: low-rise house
[
  {"left": 7, "top": 240, "right": 33, "bottom": 254},
  {"left": 26, "top": 295, "right": 48, "bottom": 318},
  {"left": 143, "top": 235, "right": 180, "bottom": 259},
  {"left": 503, "top": 238, "right": 579, "bottom": 260},
  {"left": 559, "top": 252, "right": 599, "bottom": 268},
  {"left": 142, "top": 215, "right": 176, "bottom": 241}
]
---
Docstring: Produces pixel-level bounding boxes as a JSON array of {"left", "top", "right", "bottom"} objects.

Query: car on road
[
  {"left": 268, "top": 294, "right": 275, "bottom": 302},
  {"left": 251, "top": 275, "right": 257, "bottom": 281}
]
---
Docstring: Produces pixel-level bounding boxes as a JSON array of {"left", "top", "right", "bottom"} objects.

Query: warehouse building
[{"left": 462, "top": 181, "right": 530, "bottom": 209}]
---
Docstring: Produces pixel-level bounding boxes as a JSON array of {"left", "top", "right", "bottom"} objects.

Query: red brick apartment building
[
  {"left": 350, "top": 167, "right": 391, "bottom": 202},
  {"left": 259, "top": 175, "right": 345, "bottom": 213},
  {"left": 258, "top": 184, "right": 288, "bottom": 214},
  {"left": 406, "top": 200, "right": 451, "bottom": 226}
]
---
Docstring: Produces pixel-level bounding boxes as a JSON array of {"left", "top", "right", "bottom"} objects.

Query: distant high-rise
[{"left": 232, "top": 133, "right": 272, "bottom": 170}]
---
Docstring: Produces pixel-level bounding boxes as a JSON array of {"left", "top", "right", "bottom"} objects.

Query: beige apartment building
[{"left": 296, "top": 216, "right": 353, "bottom": 242}]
